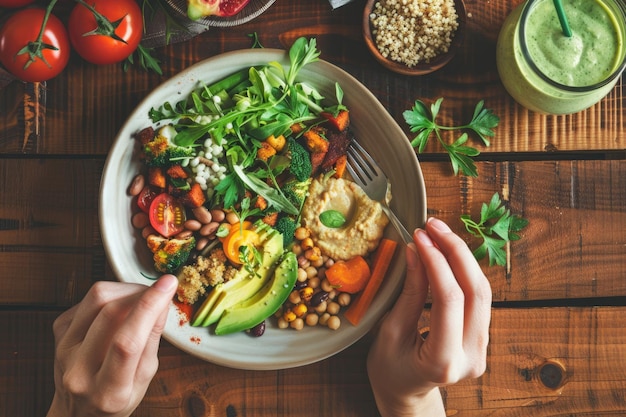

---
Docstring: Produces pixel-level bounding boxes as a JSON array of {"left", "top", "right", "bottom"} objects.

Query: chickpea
[
  {"left": 225, "top": 211, "right": 239, "bottom": 224},
  {"left": 311, "top": 256, "right": 325, "bottom": 268},
  {"left": 297, "top": 267, "right": 308, "bottom": 282},
  {"left": 288, "top": 290, "right": 301, "bottom": 304},
  {"left": 277, "top": 317, "right": 289, "bottom": 329},
  {"left": 292, "top": 243, "right": 303, "bottom": 256},
  {"left": 305, "top": 313, "right": 319, "bottom": 326},
  {"left": 319, "top": 312, "right": 331, "bottom": 326},
  {"left": 337, "top": 292, "right": 351, "bottom": 307},
  {"left": 294, "top": 227, "right": 310, "bottom": 241},
  {"left": 301, "top": 237, "right": 314, "bottom": 250},
  {"left": 314, "top": 300, "right": 327, "bottom": 314},
  {"left": 304, "top": 247, "right": 321, "bottom": 262},
  {"left": 305, "top": 265, "right": 318, "bottom": 279},
  {"left": 290, "top": 318, "right": 304, "bottom": 330},
  {"left": 321, "top": 278, "right": 334, "bottom": 293},
  {"left": 327, "top": 315, "right": 341, "bottom": 330},
  {"left": 307, "top": 276, "right": 321, "bottom": 289},
  {"left": 327, "top": 301, "right": 341, "bottom": 315}
]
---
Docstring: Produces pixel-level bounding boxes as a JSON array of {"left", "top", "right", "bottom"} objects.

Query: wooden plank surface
[
  {"left": 0, "top": 0, "right": 623, "bottom": 155},
  {"left": 1, "top": 159, "right": 624, "bottom": 306},
  {"left": 3, "top": 308, "right": 625, "bottom": 416},
  {"left": 0, "top": 0, "right": 624, "bottom": 415}
]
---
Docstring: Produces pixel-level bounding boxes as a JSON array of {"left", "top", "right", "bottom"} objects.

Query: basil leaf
[{"left": 319, "top": 210, "right": 346, "bottom": 228}]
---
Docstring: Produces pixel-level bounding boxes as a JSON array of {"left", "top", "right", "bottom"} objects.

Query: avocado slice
[
  {"left": 191, "top": 222, "right": 284, "bottom": 327},
  {"left": 215, "top": 251, "right": 298, "bottom": 335}
]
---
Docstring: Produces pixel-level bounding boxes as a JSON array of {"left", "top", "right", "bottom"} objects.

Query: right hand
[{"left": 367, "top": 217, "right": 492, "bottom": 417}]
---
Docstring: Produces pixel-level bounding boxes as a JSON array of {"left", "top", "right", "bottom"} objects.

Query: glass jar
[{"left": 496, "top": 0, "right": 626, "bottom": 115}]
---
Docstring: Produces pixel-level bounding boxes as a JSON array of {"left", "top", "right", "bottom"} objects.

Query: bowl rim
[
  {"left": 99, "top": 48, "right": 427, "bottom": 370},
  {"left": 362, "top": 0, "right": 467, "bottom": 75}
]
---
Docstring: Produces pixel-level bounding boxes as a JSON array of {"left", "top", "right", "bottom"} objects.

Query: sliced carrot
[
  {"left": 326, "top": 255, "right": 371, "bottom": 294},
  {"left": 343, "top": 238, "right": 398, "bottom": 326}
]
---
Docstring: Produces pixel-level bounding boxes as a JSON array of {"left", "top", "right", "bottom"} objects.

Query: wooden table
[{"left": 1, "top": 0, "right": 625, "bottom": 415}]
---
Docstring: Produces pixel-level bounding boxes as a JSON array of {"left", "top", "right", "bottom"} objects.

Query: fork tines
[{"left": 346, "top": 141, "right": 379, "bottom": 182}]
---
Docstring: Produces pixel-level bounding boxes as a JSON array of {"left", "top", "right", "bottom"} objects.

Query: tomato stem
[
  {"left": 17, "top": 0, "right": 59, "bottom": 70},
  {"left": 75, "top": 0, "right": 128, "bottom": 44}
]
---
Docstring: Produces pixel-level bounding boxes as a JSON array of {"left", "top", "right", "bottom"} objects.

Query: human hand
[
  {"left": 46, "top": 275, "right": 178, "bottom": 417},
  {"left": 367, "top": 217, "right": 492, "bottom": 417}
]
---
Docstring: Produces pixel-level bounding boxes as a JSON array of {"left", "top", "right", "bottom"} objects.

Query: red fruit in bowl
[{"left": 187, "top": 0, "right": 250, "bottom": 19}]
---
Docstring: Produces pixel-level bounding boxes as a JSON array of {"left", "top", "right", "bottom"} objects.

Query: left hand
[{"left": 46, "top": 275, "right": 178, "bottom": 417}]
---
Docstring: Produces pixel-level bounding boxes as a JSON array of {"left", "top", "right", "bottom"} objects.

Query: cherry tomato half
[
  {"left": 0, "top": 8, "right": 70, "bottom": 82},
  {"left": 149, "top": 194, "right": 186, "bottom": 238},
  {"left": 68, "top": 0, "right": 142, "bottom": 65}
]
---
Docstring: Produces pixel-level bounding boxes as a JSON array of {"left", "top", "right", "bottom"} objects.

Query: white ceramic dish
[{"left": 100, "top": 48, "right": 427, "bottom": 370}]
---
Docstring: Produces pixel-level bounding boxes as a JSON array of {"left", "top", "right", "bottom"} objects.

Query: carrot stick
[{"left": 343, "top": 238, "right": 398, "bottom": 326}]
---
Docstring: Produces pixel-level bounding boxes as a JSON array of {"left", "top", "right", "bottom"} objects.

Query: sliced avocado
[
  {"left": 215, "top": 251, "right": 298, "bottom": 335},
  {"left": 191, "top": 222, "right": 284, "bottom": 327}
]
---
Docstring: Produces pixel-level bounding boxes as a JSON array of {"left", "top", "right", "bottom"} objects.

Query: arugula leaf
[
  {"left": 232, "top": 165, "right": 299, "bottom": 215},
  {"left": 403, "top": 98, "right": 500, "bottom": 176},
  {"left": 460, "top": 193, "right": 529, "bottom": 266}
]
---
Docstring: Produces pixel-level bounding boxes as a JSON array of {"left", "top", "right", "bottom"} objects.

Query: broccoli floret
[
  {"left": 274, "top": 216, "right": 298, "bottom": 246},
  {"left": 148, "top": 235, "right": 196, "bottom": 274},
  {"left": 143, "top": 125, "right": 196, "bottom": 167},
  {"left": 287, "top": 137, "right": 313, "bottom": 182},
  {"left": 283, "top": 177, "right": 312, "bottom": 210}
]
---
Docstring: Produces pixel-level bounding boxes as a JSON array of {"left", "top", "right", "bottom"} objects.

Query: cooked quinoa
[
  {"left": 176, "top": 249, "right": 237, "bottom": 304},
  {"left": 370, "top": 0, "right": 459, "bottom": 67}
]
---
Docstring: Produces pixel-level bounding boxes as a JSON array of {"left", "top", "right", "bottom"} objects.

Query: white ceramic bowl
[
  {"left": 100, "top": 48, "right": 427, "bottom": 370},
  {"left": 165, "top": 0, "right": 277, "bottom": 27}
]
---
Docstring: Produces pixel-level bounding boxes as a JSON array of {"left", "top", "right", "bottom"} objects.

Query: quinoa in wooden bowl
[{"left": 363, "top": 0, "right": 466, "bottom": 75}]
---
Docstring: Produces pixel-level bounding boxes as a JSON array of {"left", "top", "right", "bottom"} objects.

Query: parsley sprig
[
  {"left": 403, "top": 98, "right": 500, "bottom": 176},
  {"left": 460, "top": 193, "right": 529, "bottom": 266}
]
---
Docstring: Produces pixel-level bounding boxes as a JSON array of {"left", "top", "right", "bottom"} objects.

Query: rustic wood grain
[
  {"left": 0, "top": 159, "right": 623, "bottom": 307},
  {"left": 4, "top": 308, "right": 625, "bottom": 416},
  {"left": 0, "top": 0, "right": 625, "bottom": 415},
  {"left": 0, "top": 0, "right": 623, "bottom": 155}
]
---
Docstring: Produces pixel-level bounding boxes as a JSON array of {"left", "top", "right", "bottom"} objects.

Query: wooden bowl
[{"left": 363, "top": 0, "right": 466, "bottom": 76}]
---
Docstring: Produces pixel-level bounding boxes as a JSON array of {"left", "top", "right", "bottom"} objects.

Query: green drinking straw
[{"left": 552, "top": 0, "right": 573, "bottom": 37}]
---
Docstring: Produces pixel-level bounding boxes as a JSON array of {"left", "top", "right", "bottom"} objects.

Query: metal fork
[{"left": 346, "top": 141, "right": 414, "bottom": 244}]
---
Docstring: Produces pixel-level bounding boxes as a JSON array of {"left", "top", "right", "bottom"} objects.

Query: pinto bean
[
  {"left": 209, "top": 209, "right": 225, "bottom": 222},
  {"left": 195, "top": 237, "right": 209, "bottom": 251},
  {"left": 199, "top": 221, "right": 220, "bottom": 236},
  {"left": 175, "top": 230, "right": 194, "bottom": 239},
  {"left": 128, "top": 174, "right": 145, "bottom": 196},
  {"left": 132, "top": 212, "right": 149, "bottom": 229},
  {"left": 184, "top": 219, "right": 202, "bottom": 231},
  {"left": 192, "top": 206, "right": 212, "bottom": 224}
]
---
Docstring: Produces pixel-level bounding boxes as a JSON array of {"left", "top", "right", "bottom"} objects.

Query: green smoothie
[{"left": 496, "top": 0, "right": 626, "bottom": 114}]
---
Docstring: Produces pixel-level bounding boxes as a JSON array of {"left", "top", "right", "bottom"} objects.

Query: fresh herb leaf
[
  {"left": 460, "top": 193, "right": 528, "bottom": 266},
  {"left": 319, "top": 210, "right": 346, "bottom": 228},
  {"left": 248, "top": 32, "right": 264, "bottom": 48},
  {"left": 403, "top": 98, "right": 500, "bottom": 176}
]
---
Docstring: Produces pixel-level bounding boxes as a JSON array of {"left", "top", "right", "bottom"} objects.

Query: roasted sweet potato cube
[
  {"left": 333, "top": 154, "right": 348, "bottom": 178},
  {"left": 321, "top": 110, "right": 350, "bottom": 132},
  {"left": 303, "top": 127, "right": 329, "bottom": 153},
  {"left": 180, "top": 183, "right": 206, "bottom": 208},
  {"left": 166, "top": 165, "right": 188, "bottom": 179},
  {"left": 148, "top": 167, "right": 167, "bottom": 189}
]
